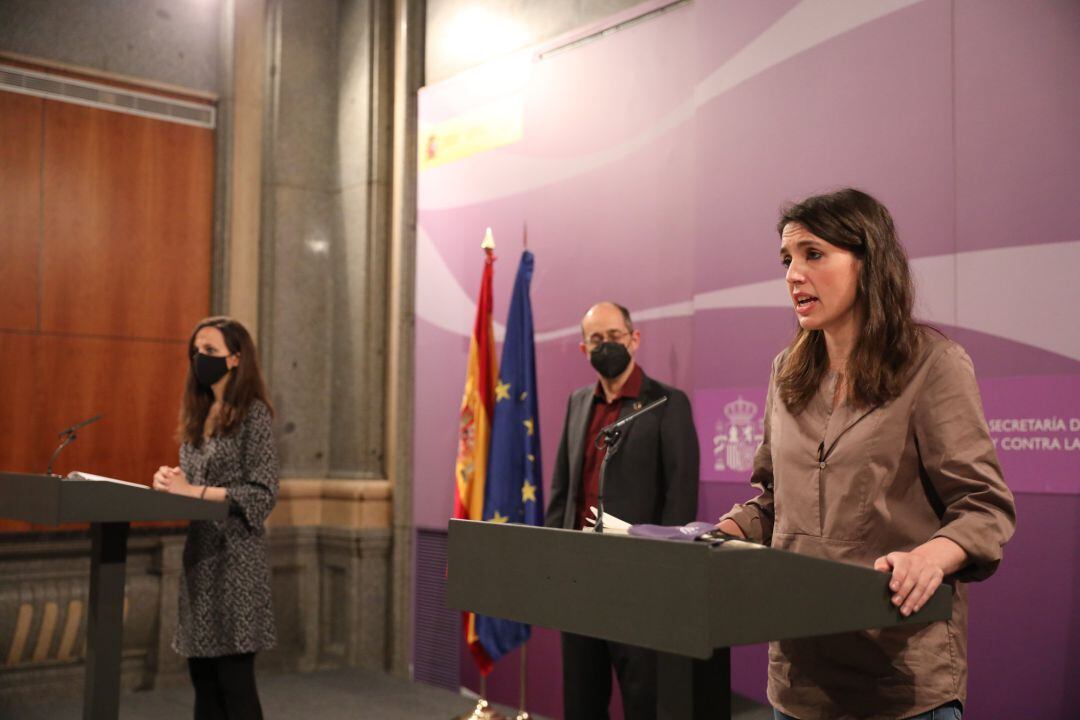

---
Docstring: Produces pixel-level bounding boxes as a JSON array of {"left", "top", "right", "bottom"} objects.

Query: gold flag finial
[{"left": 481, "top": 227, "right": 495, "bottom": 251}]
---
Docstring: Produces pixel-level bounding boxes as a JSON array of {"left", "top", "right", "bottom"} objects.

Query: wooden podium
[
  {"left": 447, "top": 519, "right": 952, "bottom": 720},
  {"left": 0, "top": 472, "right": 227, "bottom": 720}
]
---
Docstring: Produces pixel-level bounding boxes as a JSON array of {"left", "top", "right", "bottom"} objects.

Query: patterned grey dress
[{"left": 174, "top": 400, "right": 279, "bottom": 658}]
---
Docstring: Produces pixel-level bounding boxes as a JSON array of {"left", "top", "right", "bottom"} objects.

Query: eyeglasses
[{"left": 584, "top": 330, "right": 630, "bottom": 349}]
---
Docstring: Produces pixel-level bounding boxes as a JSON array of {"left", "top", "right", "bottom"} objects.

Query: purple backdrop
[{"left": 414, "top": 1, "right": 1080, "bottom": 717}]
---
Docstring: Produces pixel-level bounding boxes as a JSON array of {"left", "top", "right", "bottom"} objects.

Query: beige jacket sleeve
[
  {"left": 719, "top": 361, "right": 779, "bottom": 545},
  {"left": 915, "top": 343, "right": 1016, "bottom": 582}
]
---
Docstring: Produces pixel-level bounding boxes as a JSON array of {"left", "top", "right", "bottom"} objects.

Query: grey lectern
[
  {"left": 0, "top": 472, "right": 227, "bottom": 720},
  {"left": 447, "top": 519, "right": 952, "bottom": 720}
]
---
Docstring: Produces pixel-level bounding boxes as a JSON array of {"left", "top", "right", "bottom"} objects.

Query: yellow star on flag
[
  {"left": 527, "top": 454, "right": 535, "bottom": 463},
  {"left": 519, "top": 391, "right": 528, "bottom": 401},
  {"left": 522, "top": 480, "right": 537, "bottom": 503},
  {"left": 490, "top": 511, "right": 509, "bottom": 523},
  {"left": 495, "top": 380, "right": 511, "bottom": 402},
  {"left": 523, "top": 418, "right": 534, "bottom": 436}
]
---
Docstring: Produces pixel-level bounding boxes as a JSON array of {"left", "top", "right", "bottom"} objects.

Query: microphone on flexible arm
[
  {"left": 592, "top": 396, "right": 668, "bottom": 533},
  {"left": 46, "top": 414, "right": 103, "bottom": 476}
]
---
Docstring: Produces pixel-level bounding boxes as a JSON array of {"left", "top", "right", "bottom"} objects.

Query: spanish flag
[{"left": 454, "top": 229, "right": 497, "bottom": 673}]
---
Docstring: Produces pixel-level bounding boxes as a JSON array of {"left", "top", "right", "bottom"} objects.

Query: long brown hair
[
  {"left": 775, "top": 188, "right": 922, "bottom": 412},
  {"left": 179, "top": 316, "right": 273, "bottom": 446}
]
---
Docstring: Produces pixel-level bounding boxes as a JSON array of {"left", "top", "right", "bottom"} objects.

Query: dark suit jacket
[{"left": 544, "top": 370, "right": 700, "bottom": 529}]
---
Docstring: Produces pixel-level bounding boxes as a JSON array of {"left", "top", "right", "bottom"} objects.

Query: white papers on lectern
[
  {"left": 66, "top": 471, "right": 149, "bottom": 490},
  {"left": 584, "top": 506, "right": 630, "bottom": 533}
]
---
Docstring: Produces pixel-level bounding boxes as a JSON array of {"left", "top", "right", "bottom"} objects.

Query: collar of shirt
[{"left": 593, "top": 363, "right": 644, "bottom": 405}]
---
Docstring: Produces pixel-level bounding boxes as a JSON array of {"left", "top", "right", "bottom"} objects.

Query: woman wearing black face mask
[{"left": 152, "top": 316, "right": 278, "bottom": 720}]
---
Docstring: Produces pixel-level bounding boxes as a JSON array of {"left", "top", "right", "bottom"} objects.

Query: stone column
[{"left": 258, "top": 0, "right": 402, "bottom": 676}]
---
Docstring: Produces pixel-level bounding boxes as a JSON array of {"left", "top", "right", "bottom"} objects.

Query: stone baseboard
[{"left": 0, "top": 522, "right": 393, "bottom": 705}]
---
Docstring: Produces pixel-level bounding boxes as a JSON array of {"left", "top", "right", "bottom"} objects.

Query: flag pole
[
  {"left": 479, "top": 675, "right": 504, "bottom": 719},
  {"left": 455, "top": 674, "right": 506, "bottom": 720},
  {"left": 514, "top": 642, "right": 530, "bottom": 720},
  {"left": 455, "top": 226, "right": 503, "bottom": 720}
]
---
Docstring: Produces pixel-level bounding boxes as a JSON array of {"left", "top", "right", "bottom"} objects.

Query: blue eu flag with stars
[{"left": 476, "top": 250, "right": 543, "bottom": 663}]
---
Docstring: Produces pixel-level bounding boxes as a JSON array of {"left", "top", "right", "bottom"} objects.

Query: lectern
[
  {"left": 447, "top": 520, "right": 952, "bottom": 720},
  {"left": 0, "top": 472, "right": 227, "bottom": 720}
]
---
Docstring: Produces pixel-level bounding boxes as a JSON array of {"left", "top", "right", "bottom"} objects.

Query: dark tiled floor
[{"left": 9, "top": 667, "right": 773, "bottom": 719}]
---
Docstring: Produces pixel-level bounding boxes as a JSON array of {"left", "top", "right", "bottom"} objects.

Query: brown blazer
[{"left": 721, "top": 331, "right": 1015, "bottom": 720}]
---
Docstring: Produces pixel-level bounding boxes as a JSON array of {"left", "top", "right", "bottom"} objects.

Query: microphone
[
  {"left": 593, "top": 396, "right": 668, "bottom": 533},
  {"left": 46, "top": 414, "right": 103, "bottom": 476},
  {"left": 594, "top": 396, "right": 668, "bottom": 447},
  {"left": 57, "top": 414, "right": 103, "bottom": 438}
]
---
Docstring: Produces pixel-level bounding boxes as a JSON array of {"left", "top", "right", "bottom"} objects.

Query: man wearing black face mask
[{"left": 545, "top": 301, "right": 699, "bottom": 720}]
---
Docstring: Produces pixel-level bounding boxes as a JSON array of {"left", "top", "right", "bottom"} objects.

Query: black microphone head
[{"left": 58, "top": 414, "right": 104, "bottom": 437}]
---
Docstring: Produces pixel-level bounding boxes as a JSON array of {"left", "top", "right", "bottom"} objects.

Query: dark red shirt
[{"left": 574, "top": 364, "right": 644, "bottom": 529}]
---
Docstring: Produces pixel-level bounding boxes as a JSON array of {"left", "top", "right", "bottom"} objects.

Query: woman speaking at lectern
[
  {"left": 716, "top": 189, "right": 1015, "bottom": 720},
  {"left": 152, "top": 316, "right": 278, "bottom": 720}
]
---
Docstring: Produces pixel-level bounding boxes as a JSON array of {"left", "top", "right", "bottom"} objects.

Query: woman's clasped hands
[{"left": 153, "top": 465, "right": 194, "bottom": 496}]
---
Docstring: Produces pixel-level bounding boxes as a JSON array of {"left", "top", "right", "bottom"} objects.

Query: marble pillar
[{"left": 263, "top": 0, "right": 393, "bottom": 480}]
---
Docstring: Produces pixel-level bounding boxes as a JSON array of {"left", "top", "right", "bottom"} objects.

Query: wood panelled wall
[{"left": 0, "top": 88, "right": 214, "bottom": 531}]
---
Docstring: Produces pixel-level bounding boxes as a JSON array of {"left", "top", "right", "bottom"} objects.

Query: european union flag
[{"left": 476, "top": 250, "right": 543, "bottom": 664}]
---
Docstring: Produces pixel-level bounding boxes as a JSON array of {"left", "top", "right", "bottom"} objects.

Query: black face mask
[
  {"left": 193, "top": 353, "right": 230, "bottom": 388},
  {"left": 589, "top": 342, "right": 632, "bottom": 379}
]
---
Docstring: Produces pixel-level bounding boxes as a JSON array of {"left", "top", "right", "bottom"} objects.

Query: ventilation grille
[
  {"left": 0, "top": 64, "right": 215, "bottom": 129},
  {"left": 413, "top": 528, "right": 460, "bottom": 691}
]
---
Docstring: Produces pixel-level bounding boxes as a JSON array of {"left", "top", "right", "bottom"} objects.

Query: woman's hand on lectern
[
  {"left": 715, "top": 518, "right": 746, "bottom": 539},
  {"left": 874, "top": 537, "right": 968, "bottom": 617}
]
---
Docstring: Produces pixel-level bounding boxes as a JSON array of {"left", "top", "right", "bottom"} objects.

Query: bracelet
[{"left": 200, "top": 485, "right": 208, "bottom": 499}]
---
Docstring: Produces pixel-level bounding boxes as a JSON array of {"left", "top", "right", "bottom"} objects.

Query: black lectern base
[
  {"left": 658, "top": 648, "right": 731, "bottom": 720},
  {"left": 83, "top": 521, "right": 129, "bottom": 720}
]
